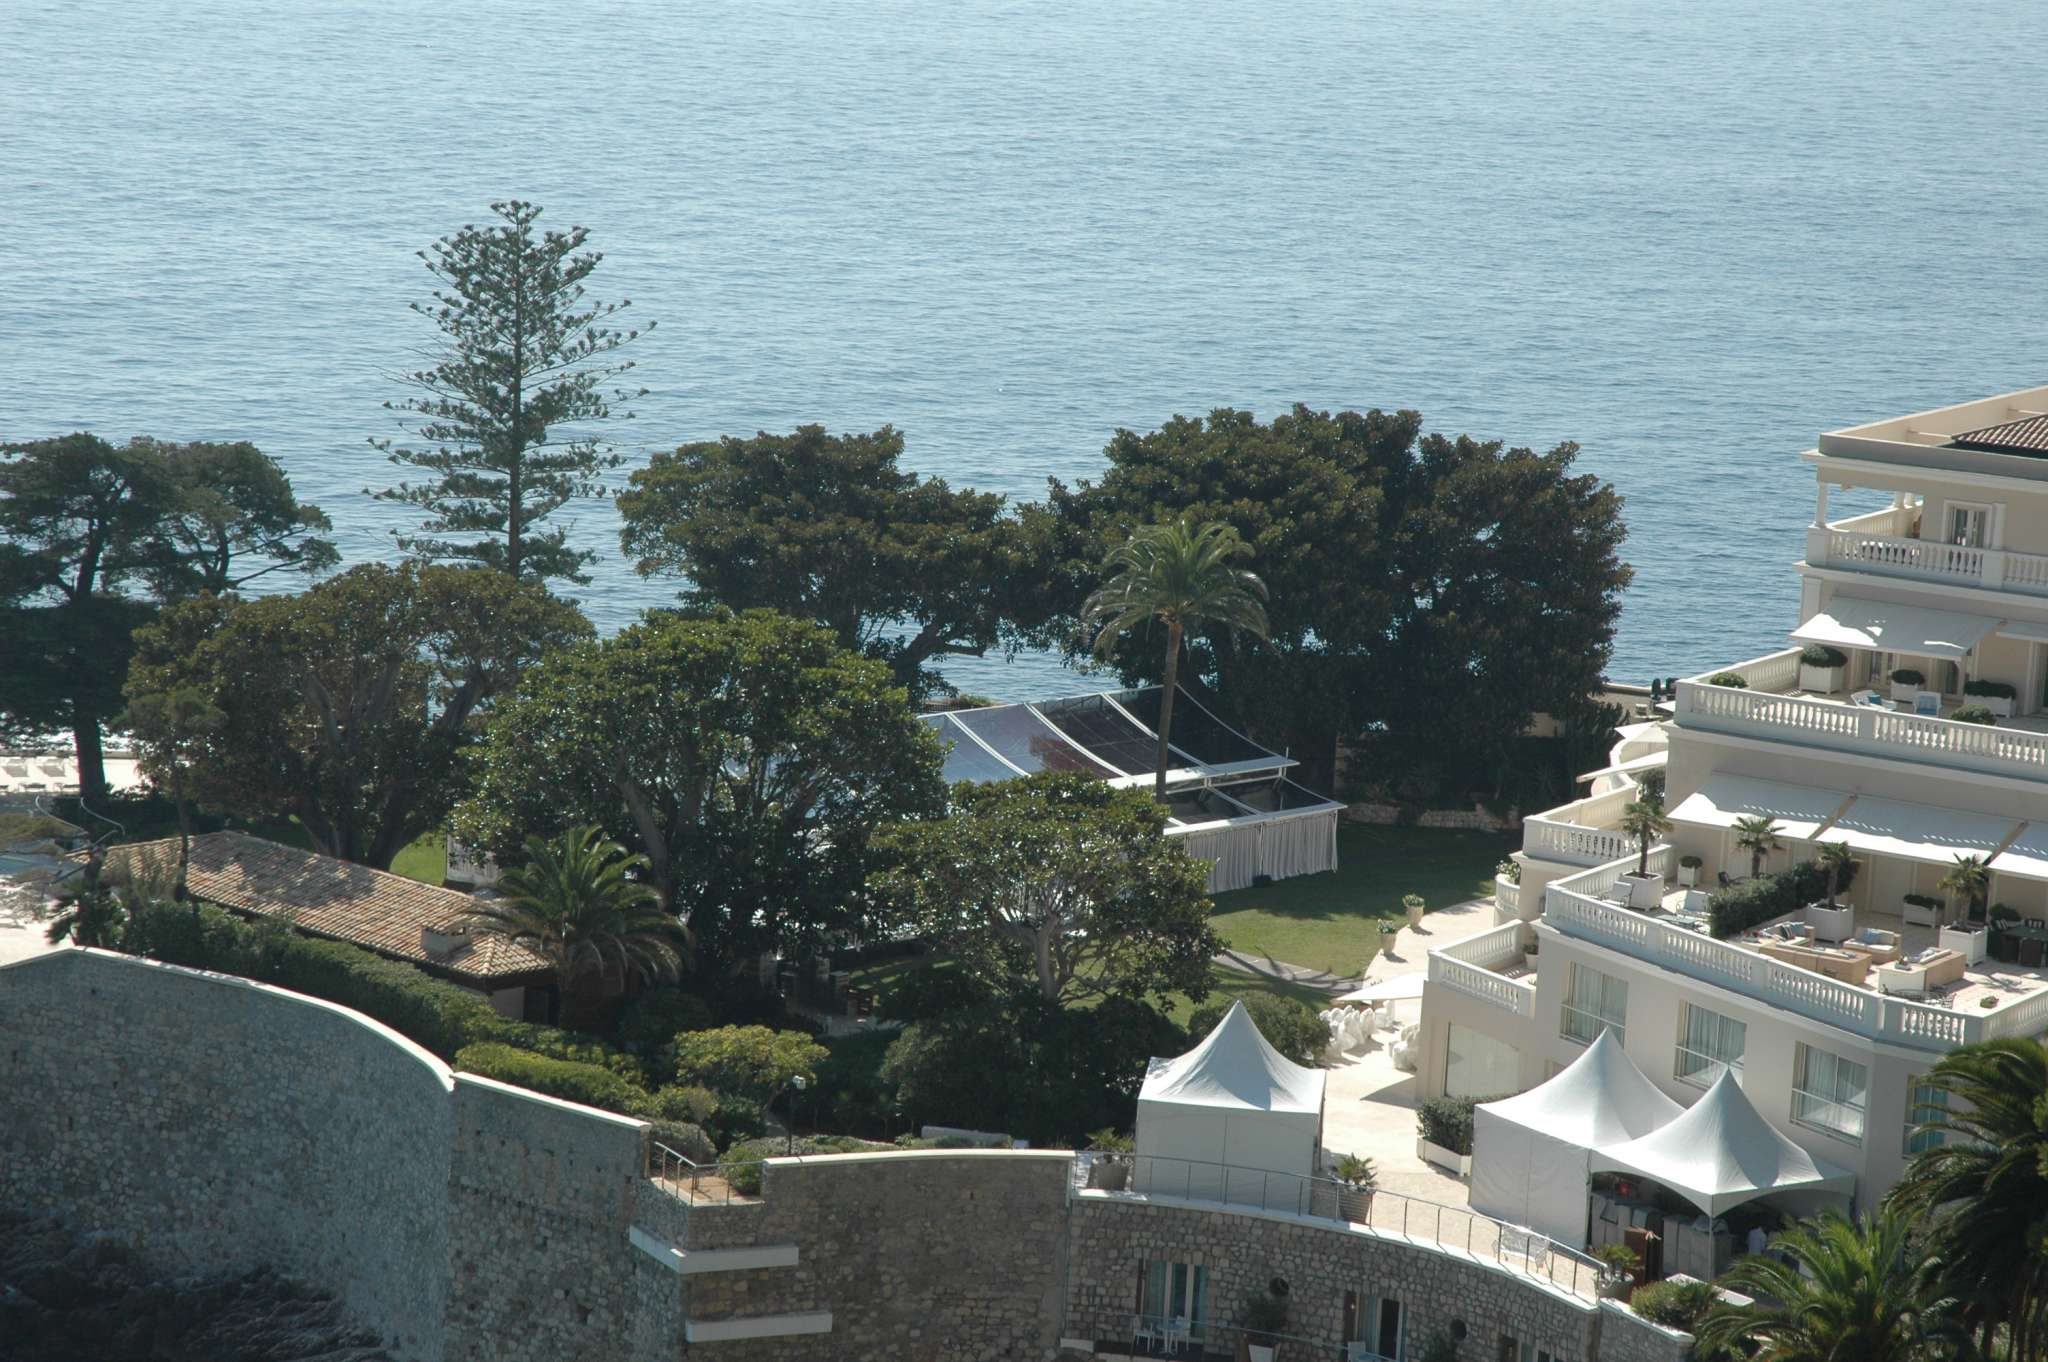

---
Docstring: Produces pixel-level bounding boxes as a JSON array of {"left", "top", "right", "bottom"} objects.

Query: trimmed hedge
[
  {"left": 1963, "top": 678, "right": 2017, "bottom": 700},
  {"left": 1952, "top": 705, "right": 1996, "bottom": 726},
  {"left": 1417, "top": 1096, "right": 1480, "bottom": 1155},
  {"left": 1704, "top": 672, "right": 1748, "bottom": 689},
  {"left": 454, "top": 1042, "right": 650, "bottom": 1114},
  {"left": 1798, "top": 644, "right": 1848, "bottom": 668},
  {"left": 1628, "top": 1277, "right": 1716, "bottom": 1332},
  {"left": 1708, "top": 858, "right": 1858, "bottom": 939}
]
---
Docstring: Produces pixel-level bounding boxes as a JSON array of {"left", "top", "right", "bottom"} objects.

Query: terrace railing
[
  {"left": 1428, "top": 921, "right": 1536, "bottom": 1017},
  {"left": 1521, "top": 784, "right": 1640, "bottom": 867},
  {"left": 1809, "top": 519, "right": 2048, "bottom": 596},
  {"left": 1691, "top": 645, "right": 1802, "bottom": 694},
  {"left": 646, "top": 1141, "right": 767, "bottom": 1206},
  {"left": 1071, "top": 1151, "right": 1600, "bottom": 1302}
]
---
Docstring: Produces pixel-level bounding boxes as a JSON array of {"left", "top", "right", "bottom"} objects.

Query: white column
[{"left": 1813, "top": 478, "right": 1832, "bottom": 528}]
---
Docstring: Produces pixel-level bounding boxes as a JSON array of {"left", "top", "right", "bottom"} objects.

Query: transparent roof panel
[
  {"left": 1033, "top": 693, "right": 1163, "bottom": 775},
  {"left": 1216, "top": 778, "right": 1338, "bottom": 813},
  {"left": 1164, "top": 786, "right": 1253, "bottom": 825},
  {"left": 919, "top": 713, "right": 1025, "bottom": 785},
  {"left": 951, "top": 705, "right": 1118, "bottom": 778},
  {"left": 1112, "top": 688, "right": 1275, "bottom": 768}
]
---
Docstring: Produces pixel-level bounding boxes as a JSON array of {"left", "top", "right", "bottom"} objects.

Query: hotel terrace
[{"left": 1422, "top": 383, "right": 2048, "bottom": 1203}]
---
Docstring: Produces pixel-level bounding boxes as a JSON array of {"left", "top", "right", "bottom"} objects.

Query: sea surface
[{"left": 5, "top": 0, "right": 2046, "bottom": 700}]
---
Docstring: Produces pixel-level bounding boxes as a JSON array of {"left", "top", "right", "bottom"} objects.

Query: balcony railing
[
  {"left": 1674, "top": 676, "right": 2048, "bottom": 782},
  {"left": 1428, "top": 921, "right": 1536, "bottom": 1017},
  {"left": 1540, "top": 854, "right": 2048, "bottom": 1051},
  {"left": 1808, "top": 522, "right": 2048, "bottom": 597},
  {"left": 1521, "top": 784, "right": 1640, "bottom": 867}
]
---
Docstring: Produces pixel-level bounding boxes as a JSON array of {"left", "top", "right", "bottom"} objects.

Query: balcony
[
  {"left": 1426, "top": 921, "right": 1537, "bottom": 1018},
  {"left": 1521, "top": 785, "right": 1640, "bottom": 867},
  {"left": 1806, "top": 508, "right": 2048, "bottom": 599}
]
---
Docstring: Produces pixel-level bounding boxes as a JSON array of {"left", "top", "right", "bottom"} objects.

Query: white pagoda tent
[
  {"left": 1135, "top": 1000, "right": 1326, "bottom": 1210},
  {"left": 1590, "top": 1069, "right": 1855, "bottom": 1217},
  {"left": 1469, "top": 1030, "right": 1683, "bottom": 1245}
]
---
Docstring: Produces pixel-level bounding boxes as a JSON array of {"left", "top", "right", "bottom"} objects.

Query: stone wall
[
  {"left": 1594, "top": 1301, "right": 1696, "bottom": 1362},
  {"left": 677, "top": 1150, "right": 1072, "bottom": 1362},
  {"left": 0, "top": 949, "right": 455, "bottom": 1362}
]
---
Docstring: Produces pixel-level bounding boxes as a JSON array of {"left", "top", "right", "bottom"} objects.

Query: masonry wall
[{"left": 0, "top": 950, "right": 455, "bottom": 1362}]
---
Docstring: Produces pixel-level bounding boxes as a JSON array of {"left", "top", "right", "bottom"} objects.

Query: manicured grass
[
  {"left": 1204, "top": 822, "right": 1516, "bottom": 977},
  {"left": 1161, "top": 964, "right": 1333, "bottom": 1029},
  {"left": 390, "top": 832, "right": 447, "bottom": 886}
]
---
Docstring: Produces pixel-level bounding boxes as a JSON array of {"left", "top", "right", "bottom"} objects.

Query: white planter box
[
  {"left": 1968, "top": 694, "right": 2015, "bottom": 717},
  {"left": 1806, "top": 901, "right": 1855, "bottom": 943},
  {"left": 1618, "top": 871, "right": 1665, "bottom": 909},
  {"left": 1248, "top": 1346, "right": 1276, "bottom": 1362},
  {"left": 1902, "top": 899, "right": 1942, "bottom": 927},
  {"left": 1799, "top": 662, "right": 1846, "bottom": 693},
  {"left": 1677, "top": 864, "right": 1699, "bottom": 888},
  {"left": 1891, "top": 681, "right": 1923, "bottom": 702},
  {"left": 1940, "top": 924, "right": 1988, "bottom": 965},
  {"left": 1417, "top": 1137, "right": 1472, "bottom": 1177}
]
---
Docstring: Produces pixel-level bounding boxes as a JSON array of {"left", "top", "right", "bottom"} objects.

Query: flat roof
[{"left": 1813, "top": 383, "right": 2048, "bottom": 482}]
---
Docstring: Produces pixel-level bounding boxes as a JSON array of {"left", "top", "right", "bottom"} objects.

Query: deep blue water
[{"left": 5, "top": 0, "right": 2046, "bottom": 698}]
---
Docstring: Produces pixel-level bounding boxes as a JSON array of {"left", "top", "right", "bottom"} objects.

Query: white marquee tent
[
  {"left": 1135, "top": 1000, "right": 1326, "bottom": 1209},
  {"left": 1590, "top": 1069, "right": 1855, "bottom": 1217},
  {"left": 1468, "top": 1030, "right": 1683, "bottom": 1245}
]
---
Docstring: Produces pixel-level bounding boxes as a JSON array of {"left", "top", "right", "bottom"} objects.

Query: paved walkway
[
  {"left": 0, "top": 881, "right": 64, "bottom": 968},
  {"left": 1212, "top": 895, "right": 1500, "bottom": 994}
]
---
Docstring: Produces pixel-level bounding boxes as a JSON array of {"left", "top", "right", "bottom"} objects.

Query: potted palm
[
  {"left": 1732, "top": 815, "right": 1784, "bottom": 880},
  {"left": 1616, "top": 797, "right": 1672, "bottom": 908},
  {"left": 1798, "top": 643, "right": 1849, "bottom": 693},
  {"left": 1084, "top": 1128, "right": 1134, "bottom": 1191},
  {"left": 1937, "top": 856, "right": 1991, "bottom": 963},
  {"left": 1241, "top": 1290, "right": 1289, "bottom": 1362},
  {"left": 1333, "top": 1154, "right": 1377, "bottom": 1223},
  {"left": 1594, "top": 1243, "right": 1640, "bottom": 1300}
]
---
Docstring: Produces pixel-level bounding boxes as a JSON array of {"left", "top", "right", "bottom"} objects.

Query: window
[
  {"left": 1445, "top": 1023, "right": 1522, "bottom": 1100},
  {"left": 1561, "top": 964, "right": 1627, "bottom": 1047},
  {"left": 1675, "top": 1004, "right": 1746, "bottom": 1086},
  {"left": 1791, "top": 1044, "right": 1867, "bottom": 1142},
  {"left": 1904, "top": 1076, "right": 1948, "bottom": 1156},
  {"left": 1138, "top": 1260, "right": 1209, "bottom": 1341},
  {"left": 1947, "top": 502, "right": 1992, "bottom": 549},
  {"left": 1344, "top": 1292, "right": 1403, "bottom": 1359}
]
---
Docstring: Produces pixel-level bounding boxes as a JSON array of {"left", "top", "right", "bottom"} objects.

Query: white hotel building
[{"left": 1421, "top": 384, "right": 2048, "bottom": 1204}]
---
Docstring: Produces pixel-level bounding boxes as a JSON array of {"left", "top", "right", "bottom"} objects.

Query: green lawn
[
  {"left": 1161, "top": 964, "right": 1332, "bottom": 1028},
  {"left": 1205, "top": 822, "right": 1515, "bottom": 977},
  {"left": 389, "top": 832, "right": 448, "bottom": 886}
]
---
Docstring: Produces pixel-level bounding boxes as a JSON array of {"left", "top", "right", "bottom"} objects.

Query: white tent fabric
[
  {"left": 1591, "top": 1070, "right": 1855, "bottom": 1217},
  {"left": 1667, "top": 774, "right": 1854, "bottom": 842},
  {"left": 1469, "top": 1030, "right": 1682, "bottom": 1246},
  {"left": 1819, "top": 795, "right": 2018, "bottom": 870},
  {"left": 1333, "top": 973, "right": 1428, "bottom": 1005},
  {"left": 1136, "top": 1000, "right": 1326, "bottom": 1208},
  {"left": 1791, "top": 594, "right": 1999, "bottom": 660}
]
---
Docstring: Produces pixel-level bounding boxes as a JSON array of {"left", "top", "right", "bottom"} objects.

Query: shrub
[
  {"left": 1679, "top": 854, "right": 1703, "bottom": 870},
  {"left": 640, "top": 1083, "right": 720, "bottom": 1126},
  {"left": 1951, "top": 705, "right": 1996, "bottom": 725},
  {"left": 721, "top": 1134, "right": 892, "bottom": 1194},
  {"left": 454, "top": 1042, "right": 649, "bottom": 1115},
  {"left": 646, "top": 1120, "right": 715, "bottom": 1163},
  {"left": 1963, "top": 678, "right": 2017, "bottom": 700},
  {"left": 706, "top": 1093, "right": 768, "bottom": 1149},
  {"left": 1185, "top": 992, "right": 1325, "bottom": 1066},
  {"left": 616, "top": 988, "right": 715, "bottom": 1058},
  {"left": 1991, "top": 903, "right": 2020, "bottom": 923},
  {"left": 1799, "top": 644, "right": 1848, "bottom": 667},
  {"left": 875, "top": 963, "right": 985, "bottom": 1023},
  {"left": 668, "top": 1025, "right": 830, "bottom": 1106},
  {"left": 1629, "top": 1277, "right": 1717, "bottom": 1333},
  {"left": 1495, "top": 859, "right": 1521, "bottom": 885},
  {"left": 812, "top": 1029, "right": 899, "bottom": 1138},
  {"left": 1709, "top": 858, "right": 1857, "bottom": 939},
  {"left": 1417, "top": 1096, "right": 1480, "bottom": 1155},
  {"left": 1890, "top": 667, "right": 1924, "bottom": 686},
  {"left": 1704, "top": 672, "right": 1748, "bottom": 689},
  {"left": 1904, "top": 892, "right": 1942, "bottom": 911}
]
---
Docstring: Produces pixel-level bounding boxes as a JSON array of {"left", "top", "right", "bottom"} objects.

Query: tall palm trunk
[{"left": 1154, "top": 620, "right": 1183, "bottom": 800}]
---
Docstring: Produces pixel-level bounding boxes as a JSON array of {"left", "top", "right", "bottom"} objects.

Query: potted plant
[
  {"left": 1415, "top": 1097, "right": 1476, "bottom": 1176},
  {"left": 1241, "top": 1290, "right": 1289, "bottom": 1362},
  {"left": 1333, "top": 1153, "right": 1377, "bottom": 1222},
  {"left": 1677, "top": 854, "right": 1703, "bottom": 889},
  {"left": 1594, "top": 1243, "right": 1640, "bottom": 1300},
  {"left": 1902, "top": 892, "right": 1943, "bottom": 928},
  {"left": 1963, "top": 678, "right": 2017, "bottom": 718},
  {"left": 1890, "top": 667, "right": 1925, "bottom": 703},
  {"left": 1083, "top": 1127, "right": 1133, "bottom": 1191},
  {"left": 1798, "top": 643, "right": 1849, "bottom": 693},
  {"left": 1402, "top": 893, "right": 1426, "bottom": 928},
  {"left": 1732, "top": 815, "right": 1784, "bottom": 880},
  {"left": 1615, "top": 797, "right": 1672, "bottom": 908},
  {"left": 1951, "top": 704, "right": 1997, "bottom": 726},
  {"left": 1705, "top": 671, "right": 1748, "bottom": 689}
]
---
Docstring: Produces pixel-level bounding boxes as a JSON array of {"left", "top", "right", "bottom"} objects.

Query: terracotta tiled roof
[
  {"left": 93, "top": 831, "right": 548, "bottom": 986},
  {"left": 1952, "top": 415, "right": 2048, "bottom": 456}
]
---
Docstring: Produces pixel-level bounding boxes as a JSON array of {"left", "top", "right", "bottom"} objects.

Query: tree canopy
[
  {"left": 142, "top": 439, "right": 337, "bottom": 594},
  {"left": 125, "top": 561, "right": 590, "bottom": 867},
  {"left": 874, "top": 771, "right": 1219, "bottom": 1006},
  {"left": 616, "top": 424, "right": 1031, "bottom": 696},
  {"left": 454, "top": 609, "right": 947, "bottom": 966},
  {"left": 372, "top": 199, "right": 649, "bottom": 585},
  {"left": 1026, "top": 405, "right": 1630, "bottom": 798}
]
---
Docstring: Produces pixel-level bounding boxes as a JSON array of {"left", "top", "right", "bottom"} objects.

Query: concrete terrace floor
[{"left": 0, "top": 883, "right": 64, "bottom": 968}]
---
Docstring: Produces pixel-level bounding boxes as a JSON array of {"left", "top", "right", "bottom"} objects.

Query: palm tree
[
  {"left": 463, "top": 825, "right": 686, "bottom": 1028},
  {"left": 44, "top": 849, "right": 124, "bottom": 949},
  {"left": 1695, "top": 1207, "right": 1963, "bottom": 1362},
  {"left": 1620, "top": 797, "right": 1672, "bottom": 880},
  {"left": 1889, "top": 1037, "right": 2048, "bottom": 1360},
  {"left": 1938, "top": 854, "right": 1990, "bottom": 926},
  {"left": 1732, "top": 815, "right": 1784, "bottom": 880},
  {"left": 1081, "top": 520, "right": 1269, "bottom": 798},
  {"left": 1817, "top": 839, "right": 1856, "bottom": 909}
]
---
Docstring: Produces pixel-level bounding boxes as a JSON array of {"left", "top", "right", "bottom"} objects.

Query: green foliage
[
  {"left": 1240, "top": 1290, "right": 1289, "bottom": 1339},
  {"left": 1417, "top": 1096, "right": 1480, "bottom": 1155},
  {"left": 640, "top": 1083, "right": 720, "bottom": 1127},
  {"left": 1704, "top": 672, "right": 1748, "bottom": 688},
  {"left": 1333, "top": 1154, "right": 1376, "bottom": 1189},
  {"left": 616, "top": 424, "right": 1030, "bottom": 697},
  {"left": 1731, "top": 814, "right": 1784, "bottom": 880},
  {"left": 1937, "top": 854, "right": 1990, "bottom": 917},
  {"left": 1185, "top": 992, "right": 1325, "bottom": 1067},
  {"left": 372, "top": 200, "right": 648, "bottom": 585},
  {"left": 874, "top": 963, "right": 986, "bottom": 1024},
  {"left": 125, "top": 562, "right": 589, "bottom": 867},
  {"left": 1085, "top": 1127, "right": 1134, "bottom": 1153},
  {"left": 720, "top": 1135, "right": 893, "bottom": 1193},
  {"left": 1889, "top": 667, "right": 1925, "bottom": 686},
  {"left": 812, "top": 1029, "right": 901, "bottom": 1136},
  {"left": 1023, "top": 406, "right": 1631, "bottom": 798},
  {"left": 874, "top": 771, "right": 1220, "bottom": 1006},
  {"left": 1709, "top": 858, "right": 1855, "bottom": 939},
  {"left": 1963, "top": 678, "right": 2017, "bottom": 700},
  {"left": 0, "top": 812, "right": 80, "bottom": 846},
  {"left": 1620, "top": 797, "right": 1672, "bottom": 876},
  {"left": 454, "top": 1042, "right": 650, "bottom": 1114},
  {"left": 645, "top": 1120, "right": 715, "bottom": 1164},
  {"left": 1416, "top": 1332, "right": 1461, "bottom": 1362},
  {"left": 1594, "top": 1242, "right": 1641, "bottom": 1274},
  {"left": 1950, "top": 704, "right": 1996, "bottom": 725},
  {"left": 455, "top": 609, "right": 946, "bottom": 965},
  {"left": 617, "top": 988, "right": 715, "bottom": 1058},
  {"left": 1628, "top": 1277, "right": 1717, "bottom": 1333},
  {"left": 1799, "top": 644, "right": 1848, "bottom": 667},
  {"left": 139, "top": 438, "right": 337, "bottom": 594},
  {"left": 668, "top": 1025, "right": 829, "bottom": 1107}
]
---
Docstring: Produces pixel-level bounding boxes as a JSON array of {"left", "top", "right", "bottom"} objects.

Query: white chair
[
  {"left": 1163, "top": 1316, "right": 1190, "bottom": 1353},
  {"left": 1132, "top": 1315, "right": 1162, "bottom": 1352}
]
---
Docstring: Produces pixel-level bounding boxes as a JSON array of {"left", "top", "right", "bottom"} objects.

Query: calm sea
[{"left": 5, "top": 0, "right": 2046, "bottom": 700}]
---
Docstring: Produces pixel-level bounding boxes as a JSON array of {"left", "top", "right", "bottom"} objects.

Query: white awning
[
  {"left": 1820, "top": 795, "right": 2019, "bottom": 870},
  {"left": 1668, "top": 774, "right": 1854, "bottom": 842},
  {"left": 1990, "top": 821, "right": 2048, "bottom": 885},
  {"left": 1791, "top": 596, "right": 1999, "bottom": 660},
  {"left": 1577, "top": 753, "right": 1669, "bottom": 784},
  {"left": 1333, "top": 973, "right": 1428, "bottom": 1005}
]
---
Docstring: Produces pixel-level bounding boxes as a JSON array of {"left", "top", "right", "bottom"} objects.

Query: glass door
[
  {"left": 1141, "top": 1261, "right": 1209, "bottom": 1343},
  {"left": 1949, "top": 504, "right": 1990, "bottom": 548}
]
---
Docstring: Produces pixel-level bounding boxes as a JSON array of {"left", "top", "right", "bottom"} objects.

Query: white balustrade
[
  {"left": 1814, "top": 524, "right": 2048, "bottom": 598},
  {"left": 1675, "top": 680, "right": 2048, "bottom": 782},
  {"left": 1428, "top": 953, "right": 1536, "bottom": 1017},
  {"left": 1521, "top": 785, "right": 1640, "bottom": 867},
  {"left": 1691, "top": 646, "right": 1801, "bottom": 694},
  {"left": 1494, "top": 876, "right": 1520, "bottom": 916}
]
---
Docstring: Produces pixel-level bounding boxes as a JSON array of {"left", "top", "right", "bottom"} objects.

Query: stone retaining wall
[{"left": 1344, "top": 802, "right": 1522, "bottom": 831}]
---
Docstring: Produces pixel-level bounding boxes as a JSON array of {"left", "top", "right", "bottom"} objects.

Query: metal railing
[
  {"left": 1070, "top": 1152, "right": 1601, "bottom": 1301},
  {"left": 645, "top": 1141, "right": 769, "bottom": 1206}
]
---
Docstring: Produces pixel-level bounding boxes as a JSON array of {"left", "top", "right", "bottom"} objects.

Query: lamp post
[{"left": 787, "top": 1074, "right": 808, "bottom": 1155}]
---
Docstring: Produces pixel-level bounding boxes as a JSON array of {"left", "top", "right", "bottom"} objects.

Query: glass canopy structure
[{"left": 920, "top": 688, "right": 1343, "bottom": 892}]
